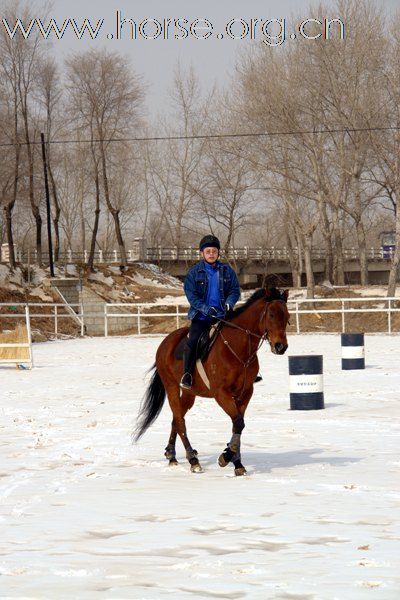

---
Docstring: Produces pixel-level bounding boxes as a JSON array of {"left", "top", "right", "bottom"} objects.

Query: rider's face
[{"left": 201, "top": 246, "right": 219, "bottom": 264}]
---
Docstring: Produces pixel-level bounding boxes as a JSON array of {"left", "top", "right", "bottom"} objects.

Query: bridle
[{"left": 214, "top": 298, "right": 288, "bottom": 401}]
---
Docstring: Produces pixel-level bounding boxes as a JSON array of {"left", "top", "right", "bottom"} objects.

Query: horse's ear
[{"left": 282, "top": 289, "right": 289, "bottom": 302}]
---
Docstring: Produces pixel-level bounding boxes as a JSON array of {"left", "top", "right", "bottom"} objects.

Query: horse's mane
[{"left": 226, "top": 287, "right": 285, "bottom": 321}]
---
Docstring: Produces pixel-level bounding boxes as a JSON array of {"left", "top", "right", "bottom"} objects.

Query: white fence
[
  {"left": 289, "top": 297, "right": 400, "bottom": 334},
  {"left": 1, "top": 297, "right": 400, "bottom": 337},
  {"left": 0, "top": 303, "right": 85, "bottom": 338},
  {"left": 104, "top": 297, "right": 400, "bottom": 336}
]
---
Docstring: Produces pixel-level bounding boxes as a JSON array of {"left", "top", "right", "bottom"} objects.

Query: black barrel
[
  {"left": 288, "top": 355, "right": 324, "bottom": 410},
  {"left": 341, "top": 333, "right": 365, "bottom": 370}
]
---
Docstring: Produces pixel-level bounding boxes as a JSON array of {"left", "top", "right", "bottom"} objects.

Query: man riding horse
[
  {"left": 134, "top": 234, "right": 289, "bottom": 475},
  {"left": 180, "top": 235, "right": 241, "bottom": 390}
]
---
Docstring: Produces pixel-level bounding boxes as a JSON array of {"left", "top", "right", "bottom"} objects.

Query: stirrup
[{"left": 180, "top": 372, "right": 193, "bottom": 390}]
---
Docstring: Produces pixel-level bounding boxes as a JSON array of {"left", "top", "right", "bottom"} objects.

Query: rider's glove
[{"left": 207, "top": 306, "right": 218, "bottom": 318}]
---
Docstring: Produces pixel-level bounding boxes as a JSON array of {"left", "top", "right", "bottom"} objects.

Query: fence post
[
  {"left": 99, "top": 250, "right": 103, "bottom": 263},
  {"left": 388, "top": 299, "right": 392, "bottom": 334},
  {"left": 54, "top": 305, "right": 58, "bottom": 337},
  {"left": 176, "top": 305, "right": 180, "bottom": 329},
  {"left": 25, "top": 305, "right": 33, "bottom": 368},
  {"left": 137, "top": 306, "right": 141, "bottom": 335},
  {"left": 80, "top": 301, "right": 85, "bottom": 337},
  {"left": 104, "top": 304, "right": 108, "bottom": 337},
  {"left": 114, "top": 250, "right": 118, "bottom": 262},
  {"left": 84, "top": 249, "right": 88, "bottom": 262},
  {"left": 296, "top": 302, "right": 300, "bottom": 333},
  {"left": 342, "top": 300, "right": 345, "bottom": 333}
]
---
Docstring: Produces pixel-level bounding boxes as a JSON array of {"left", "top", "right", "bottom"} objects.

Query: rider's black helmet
[{"left": 199, "top": 235, "right": 221, "bottom": 252}]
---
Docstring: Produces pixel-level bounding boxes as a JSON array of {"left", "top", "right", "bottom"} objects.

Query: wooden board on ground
[{"left": 0, "top": 322, "right": 33, "bottom": 368}]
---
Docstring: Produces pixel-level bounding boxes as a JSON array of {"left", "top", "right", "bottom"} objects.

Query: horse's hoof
[
  {"left": 190, "top": 463, "right": 203, "bottom": 473},
  {"left": 218, "top": 446, "right": 234, "bottom": 467},
  {"left": 234, "top": 466, "right": 247, "bottom": 476},
  {"left": 218, "top": 453, "right": 229, "bottom": 467},
  {"left": 169, "top": 458, "right": 179, "bottom": 466}
]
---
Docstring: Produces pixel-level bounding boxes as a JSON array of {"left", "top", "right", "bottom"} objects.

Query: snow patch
[
  {"left": 0, "top": 334, "right": 399, "bottom": 597},
  {"left": 88, "top": 271, "right": 114, "bottom": 287},
  {"left": 29, "top": 287, "right": 54, "bottom": 302}
]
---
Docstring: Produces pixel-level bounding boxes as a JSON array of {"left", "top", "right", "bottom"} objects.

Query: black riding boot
[{"left": 180, "top": 343, "right": 197, "bottom": 390}]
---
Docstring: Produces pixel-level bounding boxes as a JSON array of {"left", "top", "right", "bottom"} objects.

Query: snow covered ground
[{"left": 1, "top": 335, "right": 399, "bottom": 599}]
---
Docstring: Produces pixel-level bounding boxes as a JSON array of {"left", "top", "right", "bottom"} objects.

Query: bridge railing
[
  {"left": 7, "top": 246, "right": 395, "bottom": 265},
  {"left": 143, "top": 247, "right": 394, "bottom": 261}
]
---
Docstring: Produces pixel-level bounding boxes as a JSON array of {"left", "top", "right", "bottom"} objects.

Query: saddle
[{"left": 174, "top": 322, "right": 222, "bottom": 361}]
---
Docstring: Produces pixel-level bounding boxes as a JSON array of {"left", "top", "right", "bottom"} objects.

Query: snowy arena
[{"left": 1, "top": 334, "right": 399, "bottom": 599}]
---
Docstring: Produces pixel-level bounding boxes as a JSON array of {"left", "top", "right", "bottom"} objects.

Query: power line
[{"left": 0, "top": 125, "right": 399, "bottom": 148}]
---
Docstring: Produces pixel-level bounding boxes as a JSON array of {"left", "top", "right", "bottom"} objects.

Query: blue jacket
[{"left": 184, "top": 260, "right": 241, "bottom": 320}]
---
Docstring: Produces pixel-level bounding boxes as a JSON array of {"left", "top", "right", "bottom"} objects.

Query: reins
[{"left": 212, "top": 299, "right": 286, "bottom": 402}]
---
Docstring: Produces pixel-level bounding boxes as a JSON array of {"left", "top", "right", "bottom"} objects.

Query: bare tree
[
  {"left": 36, "top": 57, "right": 63, "bottom": 262},
  {"left": 366, "top": 12, "right": 400, "bottom": 296},
  {"left": 66, "top": 49, "right": 144, "bottom": 266}
]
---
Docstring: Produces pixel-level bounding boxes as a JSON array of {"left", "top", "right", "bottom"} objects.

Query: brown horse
[{"left": 134, "top": 287, "right": 289, "bottom": 476}]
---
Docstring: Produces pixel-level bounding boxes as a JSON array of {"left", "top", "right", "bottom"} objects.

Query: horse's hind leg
[
  {"left": 166, "top": 385, "right": 202, "bottom": 473},
  {"left": 164, "top": 423, "right": 178, "bottom": 466}
]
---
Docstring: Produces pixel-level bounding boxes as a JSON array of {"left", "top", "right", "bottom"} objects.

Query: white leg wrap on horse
[{"left": 229, "top": 433, "right": 241, "bottom": 454}]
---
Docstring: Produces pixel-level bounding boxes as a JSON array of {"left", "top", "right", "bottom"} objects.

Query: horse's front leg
[{"left": 216, "top": 387, "right": 253, "bottom": 476}]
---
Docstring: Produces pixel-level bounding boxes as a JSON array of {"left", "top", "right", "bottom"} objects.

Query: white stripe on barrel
[
  {"left": 288, "top": 355, "right": 324, "bottom": 410},
  {"left": 341, "top": 333, "right": 365, "bottom": 370}
]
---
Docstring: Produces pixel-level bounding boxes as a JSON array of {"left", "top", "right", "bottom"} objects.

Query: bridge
[
  {"left": 143, "top": 246, "right": 395, "bottom": 285},
  {"left": 3, "top": 244, "right": 395, "bottom": 286}
]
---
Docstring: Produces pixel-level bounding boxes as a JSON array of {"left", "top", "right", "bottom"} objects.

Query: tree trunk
[
  {"left": 303, "top": 234, "right": 315, "bottom": 299},
  {"left": 356, "top": 219, "right": 369, "bottom": 286},
  {"left": 111, "top": 208, "right": 127, "bottom": 266},
  {"left": 100, "top": 142, "right": 127, "bottom": 266},
  {"left": 286, "top": 229, "right": 301, "bottom": 287},
  {"left": 80, "top": 200, "right": 86, "bottom": 254},
  {"left": 32, "top": 205, "right": 42, "bottom": 266},
  {"left": 4, "top": 131, "right": 20, "bottom": 270},
  {"left": 48, "top": 163, "right": 61, "bottom": 263},
  {"left": 88, "top": 155, "right": 101, "bottom": 272},
  {"left": 332, "top": 207, "right": 345, "bottom": 285},
  {"left": 319, "top": 203, "right": 333, "bottom": 283},
  {"left": 21, "top": 98, "right": 42, "bottom": 265},
  {"left": 4, "top": 206, "right": 16, "bottom": 270},
  {"left": 387, "top": 192, "right": 400, "bottom": 297}
]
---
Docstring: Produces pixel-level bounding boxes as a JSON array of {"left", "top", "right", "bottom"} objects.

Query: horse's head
[{"left": 262, "top": 288, "right": 289, "bottom": 355}]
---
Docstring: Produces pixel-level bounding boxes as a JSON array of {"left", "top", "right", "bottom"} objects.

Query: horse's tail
[{"left": 133, "top": 364, "right": 166, "bottom": 442}]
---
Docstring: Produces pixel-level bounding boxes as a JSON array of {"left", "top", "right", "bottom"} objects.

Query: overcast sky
[{"left": 34, "top": 0, "right": 400, "bottom": 118}]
